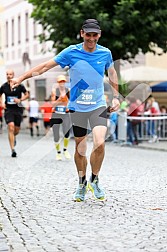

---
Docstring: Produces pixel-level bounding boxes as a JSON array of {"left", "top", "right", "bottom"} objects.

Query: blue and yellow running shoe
[
  {"left": 73, "top": 181, "right": 88, "bottom": 202},
  {"left": 88, "top": 176, "right": 106, "bottom": 201}
]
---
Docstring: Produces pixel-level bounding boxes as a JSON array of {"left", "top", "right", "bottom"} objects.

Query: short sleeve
[
  {"left": 54, "top": 46, "right": 71, "bottom": 68},
  {"left": 20, "top": 84, "right": 27, "bottom": 94},
  {"left": 0, "top": 84, "right": 4, "bottom": 95},
  {"left": 105, "top": 50, "right": 114, "bottom": 70}
]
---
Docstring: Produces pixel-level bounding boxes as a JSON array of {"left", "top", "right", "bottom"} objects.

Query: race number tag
[
  {"left": 55, "top": 106, "right": 66, "bottom": 114},
  {"left": 76, "top": 89, "right": 97, "bottom": 104},
  {"left": 7, "top": 96, "right": 18, "bottom": 104}
]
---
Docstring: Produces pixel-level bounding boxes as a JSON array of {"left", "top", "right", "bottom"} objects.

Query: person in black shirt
[{"left": 0, "top": 69, "right": 29, "bottom": 157}]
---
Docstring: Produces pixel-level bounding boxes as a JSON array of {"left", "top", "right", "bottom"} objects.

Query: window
[
  {"left": 35, "top": 79, "right": 46, "bottom": 101},
  {"left": 33, "top": 21, "right": 37, "bottom": 38},
  {"left": 18, "top": 16, "right": 21, "bottom": 44},
  {"left": 25, "top": 12, "right": 29, "bottom": 42},
  {"left": 11, "top": 19, "right": 14, "bottom": 46},
  {"left": 5, "top": 21, "right": 8, "bottom": 47}
]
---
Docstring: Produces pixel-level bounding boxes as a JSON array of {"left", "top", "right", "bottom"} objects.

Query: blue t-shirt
[{"left": 54, "top": 43, "right": 114, "bottom": 112}]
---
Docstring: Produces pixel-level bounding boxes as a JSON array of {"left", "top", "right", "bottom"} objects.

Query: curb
[{"left": 133, "top": 144, "right": 167, "bottom": 152}]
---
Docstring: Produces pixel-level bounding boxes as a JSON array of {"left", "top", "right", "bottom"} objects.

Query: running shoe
[
  {"left": 73, "top": 181, "right": 88, "bottom": 202},
  {"left": 88, "top": 176, "right": 106, "bottom": 200},
  {"left": 11, "top": 149, "right": 17, "bottom": 158},
  {"left": 56, "top": 153, "right": 62, "bottom": 161},
  {"left": 63, "top": 150, "right": 71, "bottom": 159}
]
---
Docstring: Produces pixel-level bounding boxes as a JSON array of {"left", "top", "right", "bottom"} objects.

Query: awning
[
  {"left": 120, "top": 66, "right": 167, "bottom": 82},
  {"left": 151, "top": 81, "right": 167, "bottom": 92}
]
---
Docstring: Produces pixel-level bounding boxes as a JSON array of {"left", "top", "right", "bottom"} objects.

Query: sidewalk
[
  {"left": 137, "top": 140, "right": 167, "bottom": 152},
  {"left": 106, "top": 137, "right": 167, "bottom": 152}
]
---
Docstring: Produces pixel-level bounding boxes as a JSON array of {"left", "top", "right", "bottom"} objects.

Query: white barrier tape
[{"left": 126, "top": 115, "right": 167, "bottom": 120}]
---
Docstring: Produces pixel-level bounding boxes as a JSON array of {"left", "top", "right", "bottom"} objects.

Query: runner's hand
[
  {"left": 109, "top": 98, "right": 120, "bottom": 112},
  {"left": 10, "top": 78, "right": 21, "bottom": 89},
  {"left": 14, "top": 98, "right": 21, "bottom": 104}
]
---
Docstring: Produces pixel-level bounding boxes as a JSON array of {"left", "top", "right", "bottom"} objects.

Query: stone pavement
[{"left": 0, "top": 130, "right": 167, "bottom": 252}]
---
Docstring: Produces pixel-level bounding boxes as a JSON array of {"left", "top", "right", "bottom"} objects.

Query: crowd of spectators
[{"left": 108, "top": 95, "right": 167, "bottom": 145}]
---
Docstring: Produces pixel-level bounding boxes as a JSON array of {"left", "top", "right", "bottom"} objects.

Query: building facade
[
  {"left": 0, "top": 0, "right": 66, "bottom": 101},
  {"left": 0, "top": 0, "right": 167, "bottom": 106}
]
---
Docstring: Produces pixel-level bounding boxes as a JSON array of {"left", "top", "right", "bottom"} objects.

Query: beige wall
[
  {"left": 146, "top": 47, "right": 167, "bottom": 107},
  {"left": 146, "top": 47, "right": 167, "bottom": 70}
]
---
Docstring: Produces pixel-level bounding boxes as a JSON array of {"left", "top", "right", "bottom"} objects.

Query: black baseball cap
[{"left": 82, "top": 19, "right": 101, "bottom": 34}]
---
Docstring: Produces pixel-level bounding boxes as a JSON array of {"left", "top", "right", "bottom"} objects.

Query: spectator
[
  {"left": 135, "top": 98, "right": 145, "bottom": 139},
  {"left": 40, "top": 97, "right": 53, "bottom": 135},
  {"left": 144, "top": 96, "right": 160, "bottom": 143},
  {"left": 109, "top": 111, "right": 118, "bottom": 142},
  {"left": 127, "top": 97, "right": 144, "bottom": 145},
  {"left": 120, "top": 98, "right": 129, "bottom": 112},
  {"left": 159, "top": 105, "right": 167, "bottom": 138},
  {"left": 28, "top": 96, "right": 40, "bottom": 137}
]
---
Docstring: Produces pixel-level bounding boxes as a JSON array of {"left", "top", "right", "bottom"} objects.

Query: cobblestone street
[{"left": 0, "top": 131, "right": 167, "bottom": 252}]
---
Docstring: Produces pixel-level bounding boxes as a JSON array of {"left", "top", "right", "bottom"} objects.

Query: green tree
[{"left": 28, "top": 0, "right": 167, "bottom": 61}]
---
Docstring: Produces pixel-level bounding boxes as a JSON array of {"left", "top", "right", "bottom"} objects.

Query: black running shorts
[{"left": 4, "top": 109, "right": 23, "bottom": 127}]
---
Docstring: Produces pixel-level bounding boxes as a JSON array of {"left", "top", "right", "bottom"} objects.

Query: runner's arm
[
  {"left": 20, "top": 91, "right": 29, "bottom": 102},
  {"left": 108, "top": 66, "right": 119, "bottom": 96},
  {"left": 10, "top": 59, "right": 58, "bottom": 88},
  {"left": 107, "top": 66, "right": 120, "bottom": 112}
]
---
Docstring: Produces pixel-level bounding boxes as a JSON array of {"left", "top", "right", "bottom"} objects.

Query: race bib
[
  {"left": 7, "top": 96, "right": 18, "bottom": 104},
  {"left": 55, "top": 106, "right": 66, "bottom": 114},
  {"left": 76, "top": 89, "right": 97, "bottom": 104}
]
